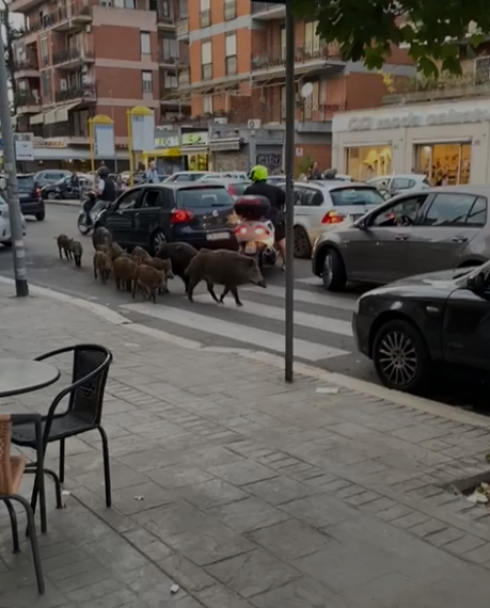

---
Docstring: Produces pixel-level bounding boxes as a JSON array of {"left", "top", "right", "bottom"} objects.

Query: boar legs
[
  {"left": 206, "top": 283, "right": 220, "bottom": 304},
  {"left": 220, "top": 286, "right": 243, "bottom": 307}
]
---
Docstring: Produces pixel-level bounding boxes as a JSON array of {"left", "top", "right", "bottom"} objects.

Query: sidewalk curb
[
  {"left": 1, "top": 274, "right": 488, "bottom": 429},
  {"left": 45, "top": 200, "right": 80, "bottom": 208}
]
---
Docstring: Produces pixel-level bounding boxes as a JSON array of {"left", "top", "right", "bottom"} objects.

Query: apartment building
[
  {"left": 11, "top": 0, "right": 190, "bottom": 169},
  {"left": 173, "top": 0, "right": 415, "bottom": 172}
]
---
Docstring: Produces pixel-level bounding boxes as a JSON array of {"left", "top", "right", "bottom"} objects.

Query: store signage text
[{"left": 347, "top": 109, "right": 490, "bottom": 131}]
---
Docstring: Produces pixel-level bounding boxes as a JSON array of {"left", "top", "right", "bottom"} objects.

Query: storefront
[
  {"left": 180, "top": 131, "right": 209, "bottom": 171},
  {"left": 332, "top": 99, "right": 490, "bottom": 184},
  {"left": 143, "top": 132, "right": 183, "bottom": 174}
]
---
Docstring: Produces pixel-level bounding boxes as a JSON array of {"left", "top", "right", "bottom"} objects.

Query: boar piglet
[
  {"left": 156, "top": 242, "right": 197, "bottom": 291},
  {"left": 131, "top": 246, "right": 151, "bottom": 264},
  {"left": 185, "top": 249, "right": 266, "bottom": 307},
  {"left": 109, "top": 242, "right": 126, "bottom": 261},
  {"left": 93, "top": 251, "right": 112, "bottom": 283},
  {"left": 70, "top": 241, "right": 83, "bottom": 268},
  {"left": 55, "top": 234, "right": 73, "bottom": 260},
  {"left": 112, "top": 256, "right": 138, "bottom": 291},
  {"left": 132, "top": 264, "right": 167, "bottom": 303}
]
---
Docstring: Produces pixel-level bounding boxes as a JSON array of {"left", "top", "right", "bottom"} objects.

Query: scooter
[
  {"left": 77, "top": 193, "right": 109, "bottom": 235},
  {"left": 234, "top": 195, "right": 278, "bottom": 268}
]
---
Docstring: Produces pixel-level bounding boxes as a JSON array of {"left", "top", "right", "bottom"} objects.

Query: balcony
[
  {"left": 13, "top": 59, "right": 39, "bottom": 79},
  {"left": 156, "top": 6, "right": 175, "bottom": 30},
  {"left": 38, "top": 123, "right": 89, "bottom": 142},
  {"left": 19, "top": 0, "right": 92, "bottom": 35},
  {"left": 159, "top": 53, "right": 179, "bottom": 68},
  {"left": 54, "top": 83, "right": 96, "bottom": 103},
  {"left": 178, "top": 69, "right": 190, "bottom": 86},
  {"left": 52, "top": 46, "right": 95, "bottom": 69},
  {"left": 176, "top": 17, "right": 189, "bottom": 39},
  {"left": 199, "top": 10, "right": 210, "bottom": 28},
  {"left": 251, "top": 2, "right": 285, "bottom": 20},
  {"left": 15, "top": 91, "right": 42, "bottom": 113}
]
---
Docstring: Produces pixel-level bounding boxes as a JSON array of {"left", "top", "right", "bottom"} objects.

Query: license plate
[
  {"left": 207, "top": 232, "right": 229, "bottom": 241},
  {"left": 245, "top": 241, "right": 257, "bottom": 254}
]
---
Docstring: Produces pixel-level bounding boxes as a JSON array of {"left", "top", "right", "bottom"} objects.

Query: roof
[
  {"left": 128, "top": 182, "right": 229, "bottom": 191},
  {"left": 295, "top": 181, "right": 378, "bottom": 191},
  {"left": 423, "top": 185, "right": 490, "bottom": 196}
]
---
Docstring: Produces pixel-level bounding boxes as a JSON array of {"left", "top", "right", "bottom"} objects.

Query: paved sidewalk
[{"left": 1, "top": 282, "right": 490, "bottom": 608}]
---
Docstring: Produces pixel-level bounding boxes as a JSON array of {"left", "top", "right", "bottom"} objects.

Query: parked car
[
  {"left": 367, "top": 173, "right": 431, "bottom": 196},
  {"left": 198, "top": 177, "right": 252, "bottom": 199},
  {"left": 353, "top": 260, "right": 490, "bottom": 392},
  {"left": 33, "top": 169, "right": 72, "bottom": 188},
  {"left": 267, "top": 176, "right": 286, "bottom": 186},
  {"left": 281, "top": 181, "right": 385, "bottom": 258},
  {"left": 41, "top": 174, "right": 91, "bottom": 201},
  {"left": 312, "top": 185, "right": 490, "bottom": 291},
  {"left": 0, "top": 193, "right": 27, "bottom": 247},
  {"left": 0, "top": 173, "right": 45, "bottom": 221},
  {"left": 97, "top": 182, "right": 238, "bottom": 254},
  {"left": 164, "top": 171, "right": 220, "bottom": 183}
]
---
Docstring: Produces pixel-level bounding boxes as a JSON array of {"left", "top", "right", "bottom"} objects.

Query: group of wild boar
[{"left": 55, "top": 226, "right": 267, "bottom": 305}]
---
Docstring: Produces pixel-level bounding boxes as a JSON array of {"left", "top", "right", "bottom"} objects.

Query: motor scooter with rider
[
  {"left": 77, "top": 167, "right": 116, "bottom": 235},
  {"left": 234, "top": 195, "right": 278, "bottom": 268}
]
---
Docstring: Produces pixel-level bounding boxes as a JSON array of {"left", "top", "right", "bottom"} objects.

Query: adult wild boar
[
  {"left": 185, "top": 249, "right": 266, "bottom": 306},
  {"left": 92, "top": 226, "right": 112, "bottom": 251},
  {"left": 156, "top": 242, "right": 198, "bottom": 291},
  {"left": 112, "top": 256, "right": 138, "bottom": 291}
]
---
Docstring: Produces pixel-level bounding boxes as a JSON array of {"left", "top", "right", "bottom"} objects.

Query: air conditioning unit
[
  {"left": 214, "top": 117, "right": 228, "bottom": 124},
  {"left": 247, "top": 119, "right": 262, "bottom": 129},
  {"left": 60, "top": 78, "right": 67, "bottom": 90}
]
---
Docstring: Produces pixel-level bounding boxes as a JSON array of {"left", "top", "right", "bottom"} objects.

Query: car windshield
[
  {"left": 330, "top": 187, "right": 385, "bottom": 206},
  {"left": 17, "top": 175, "right": 35, "bottom": 191},
  {"left": 177, "top": 187, "right": 233, "bottom": 208}
]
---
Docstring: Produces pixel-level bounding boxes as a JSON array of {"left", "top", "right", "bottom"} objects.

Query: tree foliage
[{"left": 292, "top": 0, "right": 490, "bottom": 75}]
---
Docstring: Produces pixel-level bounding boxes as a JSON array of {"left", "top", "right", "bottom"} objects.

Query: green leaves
[{"left": 292, "top": 0, "right": 490, "bottom": 75}]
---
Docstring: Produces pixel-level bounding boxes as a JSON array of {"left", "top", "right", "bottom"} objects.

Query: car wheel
[
  {"left": 77, "top": 214, "right": 90, "bottom": 235},
  {"left": 294, "top": 226, "right": 312, "bottom": 258},
  {"left": 372, "top": 319, "right": 430, "bottom": 393},
  {"left": 46, "top": 192, "right": 58, "bottom": 201},
  {"left": 35, "top": 211, "right": 45, "bottom": 221},
  {"left": 322, "top": 248, "right": 346, "bottom": 291},
  {"left": 151, "top": 229, "right": 167, "bottom": 255},
  {"left": 2, "top": 240, "right": 12, "bottom": 247}
]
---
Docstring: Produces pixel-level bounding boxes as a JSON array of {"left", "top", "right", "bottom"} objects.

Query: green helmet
[{"left": 250, "top": 165, "right": 268, "bottom": 183}]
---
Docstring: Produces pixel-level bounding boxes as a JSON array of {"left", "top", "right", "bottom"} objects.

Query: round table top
[{"left": 0, "top": 358, "right": 60, "bottom": 398}]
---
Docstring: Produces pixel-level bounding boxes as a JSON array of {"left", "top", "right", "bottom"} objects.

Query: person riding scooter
[
  {"left": 243, "top": 164, "right": 286, "bottom": 270},
  {"left": 83, "top": 166, "right": 116, "bottom": 228}
]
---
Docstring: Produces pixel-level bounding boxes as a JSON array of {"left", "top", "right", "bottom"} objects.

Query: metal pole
[
  {"left": 249, "top": 128, "right": 256, "bottom": 170},
  {"left": 284, "top": 3, "right": 295, "bottom": 382},
  {"left": 110, "top": 90, "right": 118, "bottom": 173},
  {"left": 0, "top": 27, "right": 28, "bottom": 296}
]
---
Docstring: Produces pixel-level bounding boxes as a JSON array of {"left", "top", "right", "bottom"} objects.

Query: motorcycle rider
[
  {"left": 83, "top": 166, "right": 116, "bottom": 228},
  {"left": 243, "top": 164, "right": 286, "bottom": 270}
]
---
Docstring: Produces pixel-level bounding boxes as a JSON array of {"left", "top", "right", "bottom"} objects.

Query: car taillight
[
  {"left": 227, "top": 184, "right": 237, "bottom": 196},
  {"left": 36, "top": 188, "right": 41, "bottom": 196},
  {"left": 236, "top": 226, "right": 248, "bottom": 235},
  {"left": 322, "top": 210, "right": 345, "bottom": 224},
  {"left": 171, "top": 209, "right": 194, "bottom": 223}
]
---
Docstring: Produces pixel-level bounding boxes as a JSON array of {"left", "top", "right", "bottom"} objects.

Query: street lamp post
[{"left": 0, "top": 20, "right": 29, "bottom": 296}]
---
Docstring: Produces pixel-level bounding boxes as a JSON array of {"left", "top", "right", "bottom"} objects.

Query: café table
[{"left": 0, "top": 358, "right": 60, "bottom": 533}]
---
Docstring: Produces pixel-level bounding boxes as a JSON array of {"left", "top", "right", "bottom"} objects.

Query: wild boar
[
  {"left": 112, "top": 256, "right": 138, "bottom": 291},
  {"left": 141, "top": 257, "right": 174, "bottom": 292},
  {"left": 185, "top": 249, "right": 266, "bottom": 306},
  {"left": 132, "top": 264, "right": 166, "bottom": 303},
  {"left": 93, "top": 250, "right": 112, "bottom": 283},
  {"left": 156, "top": 242, "right": 197, "bottom": 291},
  {"left": 92, "top": 226, "right": 112, "bottom": 251},
  {"left": 131, "top": 246, "right": 151, "bottom": 264},
  {"left": 70, "top": 240, "right": 83, "bottom": 268},
  {"left": 55, "top": 234, "right": 73, "bottom": 260},
  {"left": 109, "top": 242, "right": 126, "bottom": 261}
]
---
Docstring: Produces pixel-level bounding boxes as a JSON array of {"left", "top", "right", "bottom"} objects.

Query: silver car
[
  {"left": 368, "top": 173, "right": 431, "bottom": 196},
  {"left": 0, "top": 193, "right": 27, "bottom": 247}
]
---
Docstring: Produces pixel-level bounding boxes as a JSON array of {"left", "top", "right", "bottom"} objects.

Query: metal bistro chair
[
  {"left": 0, "top": 414, "right": 45, "bottom": 594},
  {"left": 11, "top": 345, "right": 113, "bottom": 512}
]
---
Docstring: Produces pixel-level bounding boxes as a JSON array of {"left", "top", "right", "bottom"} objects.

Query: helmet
[
  {"left": 97, "top": 166, "right": 109, "bottom": 178},
  {"left": 249, "top": 165, "right": 268, "bottom": 183}
]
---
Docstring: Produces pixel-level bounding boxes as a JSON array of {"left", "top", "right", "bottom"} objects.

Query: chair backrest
[
  {"left": 68, "top": 346, "right": 112, "bottom": 425},
  {"left": 0, "top": 414, "right": 13, "bottom": 495}
]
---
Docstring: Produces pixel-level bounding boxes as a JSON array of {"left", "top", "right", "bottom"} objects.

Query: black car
[
  {"left": 352, "top": 262, "right": 490, "bottom": 393},
  {"left": 16, "top": 174, "right": 45, "bottom": 221},
  {"left": 97, "top": 182, "right": 238, "bottom": 254},
  {"left": 41, "top": 175, "right": 90, "bottom": 201}
]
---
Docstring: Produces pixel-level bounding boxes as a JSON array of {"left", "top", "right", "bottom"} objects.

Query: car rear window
[
  {"left": 177, "top": 187, "right": 233, "bottom": 209},
  {"left": 17, "top": 175, "right": 35, "bottom": 191},
  {"left": 330, "top": 187, "right": 385, "bottom": 206}
]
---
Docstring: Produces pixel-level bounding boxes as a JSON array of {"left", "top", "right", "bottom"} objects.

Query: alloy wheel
[
  {"left": 376, "top": 330, "right": 418, "bottom": 387},
  {"left": 152, "top": 231, "right": 166, "bottom": 254},
  {"left": 323, "top": 253, "right": 333, "bottom": 286}
]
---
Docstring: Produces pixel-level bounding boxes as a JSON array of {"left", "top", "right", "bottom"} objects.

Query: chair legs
[
  {"left": 97, "top": 425, "right": 112, "bottom": 508},
  {"left": 59, "top": 439, "right": 65, "bottom": 484},
  {"left": 0, "top": 496, "right": 45, "bottom": 594},
  {"left": 4, "top": 499, "right": 20, "bottom": 553}
]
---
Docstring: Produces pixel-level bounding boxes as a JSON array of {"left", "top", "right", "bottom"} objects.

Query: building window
[
  {"left": 200, "top": 0, "right": 210, "bottom": 27},
  {"left": 225, "top": 33, "right": 237, "bottom": 76},
  {"left": 140, "top": 32, "right": 151, "bottom": 55},
  {"left": 345, "top": 146, "right": 392, "bottom": 181},
  {"left": 113, "top": 0, "right": 135, "bottom": 7},
  {"left": 280, "top": 86, "right": 286, "bottom": 120},
  {"left": 224, "top": 0, "right": 236, "bottom": 20},
  {"left": 414, "top": 143, "right": 471, "bottom": 185},
  {"left": 203, "top": 95, "right": 213, "bottom": 114},
  {"left": 41, "top": 72, "right": 52, "bottom": 103},
  {"left": 201, "top": 40, "right": 212, "bottom": 80},
  {"left": 303, "top": 81, "right": 319, "bottom": 120},
  {"left": 280, "top": 27, "right": 286, "bottom": 60},
  {"left": 164, "top": 74, "right": 178, "bottom": 89},
  {"left": 304, "top": 20, "right": 320, "bottom": 53},
  {"left": 142, "top": 70, "right": 153, "bottom": 93},
  {"left": 162, "top": 36, "right": 179, "bottom": 62}
]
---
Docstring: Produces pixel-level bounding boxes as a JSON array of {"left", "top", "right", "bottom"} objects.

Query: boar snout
[{"left": 257, "top": 278, "right": 267, "bottom": 288}]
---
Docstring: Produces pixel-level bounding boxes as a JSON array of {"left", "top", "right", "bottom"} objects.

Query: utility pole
[
  {"left": 109, "top": 90, "right": 118, "bottom": 173},
  {"left": 0, "top": 20, "right": 28, "bottom": 296}
]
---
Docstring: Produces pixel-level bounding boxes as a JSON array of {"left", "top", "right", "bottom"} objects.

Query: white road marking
[
  {"left": 189, "top": 294, "right": 353, "bottom": 337},
  {"left": 243, "top": 283, "right": 358, "bottom": 312},
  {"left": 120, "top": 303, "right": 351, "bottom": 361}
]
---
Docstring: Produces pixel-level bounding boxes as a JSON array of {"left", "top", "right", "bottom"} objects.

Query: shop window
[
  {"left": 414, "top": 143, "right": 471, "bottom": 186},
  {"left": 345, "top": 145, "right": 392, "bottom": 181}
]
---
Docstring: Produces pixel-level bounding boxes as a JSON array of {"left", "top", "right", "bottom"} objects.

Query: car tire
[
  {"left": 2, "top": 240, "right": 12, "bottom": 247},
  {"left": 372, "top": 319, "right": 430, "bottom": 393},
  {"left": 35, "top": 211, "right": 45, "bottom": 221},
  {"left": 46, "top": 192, "right": 58, "bottom": 201},
  {"left": 294, "top": 226, "right": 312, "bottom": 258},
  {"left": 322, "top": 248, "right": 346, "bottom": 291},
  {"left": 151, "top": 229, "right": 167, "bottom": 256}
]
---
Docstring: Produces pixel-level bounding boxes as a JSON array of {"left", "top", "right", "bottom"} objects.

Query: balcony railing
[
  {"left": 252, "top": 43, "right": 337, "bottom": 70},
  {"left": 20, "top": 0, "right": 92, "bottom": 36},
  {"left": 55, "top": 83, "right": 96, "bottom": 102},
  {"left": 251, "top": 2, "right": 285, "bottom": 16},
  {"left": 37, "top": 123, "right": 89, "bottom": 138},
  {"left": 160, "top": 53, "right": 179, "bottom": 65},
  {"left": 52, "top": 47, "right": 95, "bottom": 66},
  {"left": 14, "top": 58, "right": 39, "bottom": 72},
  {"left": 224, "top": 0, "right": 236, "bottom": 20},
  {"left": 178, "top": 69, "right": 190, "bottom": 86},
  {"left": 176, "top": 17, "right": 189, "bottom": 38},
  {"left": 200, "top": 10, "right": 210, "bottom": 28},
  {"left": 15, "top": 91, "right": 41, "bottom": 108}
]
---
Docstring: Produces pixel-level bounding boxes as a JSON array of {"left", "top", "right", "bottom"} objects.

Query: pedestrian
[
  {"left": 145, "top": 160, "right": 159, "bottom": 184},
  {"left": 308, "top": 161, "right": 322, "bottom": 180}
]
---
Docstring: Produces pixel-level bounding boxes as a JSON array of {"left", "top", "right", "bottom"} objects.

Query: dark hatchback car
[
  {"left": 352, "top": 261, "right": 490, "bottom": 393},
  {"left": 16, "top": 174, "right": 45, "bottom": 220},
  {"left": 97, "top": 182, "right": 239, "bottom": 254}
]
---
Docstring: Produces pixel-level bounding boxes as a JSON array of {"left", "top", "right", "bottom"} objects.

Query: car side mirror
[{"left": 356, "top": 219, "right": 368, "bottom": 230}]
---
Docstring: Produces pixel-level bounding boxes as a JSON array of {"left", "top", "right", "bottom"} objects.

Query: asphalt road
[{"left": 1, "top": 202, "right": 488, "bottom": 414}]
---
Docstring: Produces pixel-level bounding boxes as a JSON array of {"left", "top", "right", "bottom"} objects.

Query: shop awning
[
  {"left": 209, "top": 138, "right": 241, "bottom": 152},
  {"left": 44, "top": 109, "right": 58, "bottom": 125},
  {"left": 29, "top": 113, "right": 44, "bottom": 125},
  {"left": 180, "top": 145, "right": 208, "bottom": 154},
  {"left": 54, "top": 102, "right": 80, "bottom": 124},
  {"left": 143, "top": 148, "right": 181, "bottom": 158}
]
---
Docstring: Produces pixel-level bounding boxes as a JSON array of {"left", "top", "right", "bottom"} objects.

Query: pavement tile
[
  {"left": 176, "top": 478, "right": 250, "bottom": 510},
  {"left": 205, "top": 548, "right": 299, "bottom": 598},
  {"left": 148, "top": 465, "right": 215, "bottom": 490},
  {"left": 156, "top": 553, "right": 215, "bottom": 592},
  {"left": 195, "top": 584, "right": 254, "bottom": 608},
  {"left": 207, "top": 497, "right": 289, "bottom": 533},
  {"left": 206, "top": 460, "right": 279, "bottom": 486},
  {"left": 243, "top": 475, "right": 319, "bottom": 505},
  {"left": 249, "top": 576, "right": 354, "bottom": 608},
  {"left": 279, "top": 494, "right": 360, "bottom": 527}
]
